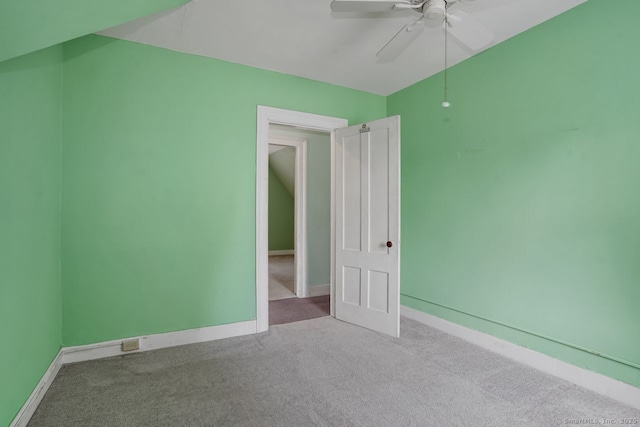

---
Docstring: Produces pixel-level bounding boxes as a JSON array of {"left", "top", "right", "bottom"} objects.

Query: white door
[{"left": 335, "top": 116, "right": 400, "bottom": 337}]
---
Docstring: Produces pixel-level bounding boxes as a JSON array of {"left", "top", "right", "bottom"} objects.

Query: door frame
[
  {"left": 256, "top": 106, "right": 348, "bottom": 333},
  {"left": 268, "top": 137, "right": 307, "bottom": 298}
]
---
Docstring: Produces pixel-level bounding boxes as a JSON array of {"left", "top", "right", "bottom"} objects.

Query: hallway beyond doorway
[{"left": 268, "top": 255, "right": 296, "bottom": 301}]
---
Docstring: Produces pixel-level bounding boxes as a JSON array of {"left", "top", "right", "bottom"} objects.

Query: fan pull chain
[{"left": 442, "top": 1, "right": 451, "bottom": 108}]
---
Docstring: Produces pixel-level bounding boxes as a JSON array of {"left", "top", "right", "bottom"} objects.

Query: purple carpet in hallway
[{"left": 269, "top": 295, "right": 330, "bottom": 326}]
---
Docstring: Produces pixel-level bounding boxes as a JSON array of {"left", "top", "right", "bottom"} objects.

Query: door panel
[
  {"left": 368, "top": 128, "right": 390, "bottom": 255},
  {"left": 342, "top": 266, "right": 362, "bottom": 306},
  {"left": 335, "top": 116, "right": 400, "bottom": 337},
  {"left": 343, "top": 134, "right": 362, "bottom": 252},
  {"left": 368, "top": 270, "right": 390, "bottom": 313}
]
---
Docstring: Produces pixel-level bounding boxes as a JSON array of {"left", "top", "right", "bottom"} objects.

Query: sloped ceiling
[
  {"left": 269, "top": 147, "right": 296, "bottom": 197},
  {"left": 0, "top": 0, "right": 189, "bottom": 63},
  {"left": 99, "top": 0, "right": 587, "bottom": 95}
]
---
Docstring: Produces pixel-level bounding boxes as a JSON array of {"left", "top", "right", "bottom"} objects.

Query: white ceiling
[{"left": 99, "top": 0, "right": 586, "bottom": 96}]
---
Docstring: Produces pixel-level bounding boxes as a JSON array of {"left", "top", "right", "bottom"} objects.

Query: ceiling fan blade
[
  {"left": 330, "top": 0, "right": 411, "bottom": 13},
  {"left": 376, "top": 18, "right": 425, "bottom": 63},
  {"left": 446, "top": 10, "right": 494, "bottom": 51}
]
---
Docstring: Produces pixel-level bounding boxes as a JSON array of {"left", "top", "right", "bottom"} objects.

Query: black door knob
[{"left": 386, "top": 241, "right": 393, "bottom": 248}]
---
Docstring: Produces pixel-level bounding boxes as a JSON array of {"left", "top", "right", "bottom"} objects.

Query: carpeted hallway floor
[
  {"left": 269, "top": 295, "right": 330, "bottom": 326},
  {"left": 268, "top": 254, "right": 330, "bottom": 326},
  {"left": 29, "top": 317, "right": 639, "bottom": 426}
]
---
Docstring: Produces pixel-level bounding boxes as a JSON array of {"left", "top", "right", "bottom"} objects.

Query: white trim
[
  {"left": 308, "top": 284, "right": 330, "bottom": 297},
  {"left": 268, "top": 250, "right": 294, "bottom": 256},
  {"left": 401, "top": 305, "right": 640, "bottom": 410},
  {"left": 10, "top": 351, "right": 63, "bottom": 427},
  {"left": 61, "top": 320, "right": 256, "bottom": 364},
  {"left": 257, "top": 106, "right": 348, "bottom": 333},
  {"left": 269, "top": 137, "right": 308, "bottom": 298},
  {"left": 329, "top": 131, "right": 336, "bottom": 318}
]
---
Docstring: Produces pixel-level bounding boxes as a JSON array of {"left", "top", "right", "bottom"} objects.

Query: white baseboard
[
  {"left": 268, "top": 250, "right": 294, "bottom": 256},
  {"left": 11, "top": 350, "right": 63, "bottom": 427},
  {"left": 401, "top": 305, "right": 640, "bottom": 410},
  {"left": 11, "top": 320, "right": 257, "bottom": 426},
  {"left": 307, "top": 284, "right": 330, "bottom": 297},
  {"left": 61, "top": 320, "right": 257, "bottom": 364}
]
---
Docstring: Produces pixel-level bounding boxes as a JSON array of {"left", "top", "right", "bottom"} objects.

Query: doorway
[
  {"left": 267, "top": 126, "right": 332, "bottom": 325},
  {"left": 256, "top": 107, "right": 348, "bottom": 332},
  {"left": 256, "top": 107, "right": 401, "bottom": 337},
  {"left": 267, "top": 139, "right": 304, "bottom": 302}
]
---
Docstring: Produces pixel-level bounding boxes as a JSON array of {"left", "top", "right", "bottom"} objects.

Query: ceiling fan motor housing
[{"left": 425, "top": 0, "right": 447, "bottom": 19}]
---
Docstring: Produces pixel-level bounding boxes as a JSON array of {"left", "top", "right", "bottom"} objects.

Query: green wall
[
  {"left": 61, "top": 35, "right": 386, "bottom": 346},
  {"left": 388, "top": 0, "right": 640, "bottom": 387},
  {"left": 268, "top": 165, "right": 295, "bottom": 251},
  {"left": 0, "top": 46, "right": 63, "bottom": 427},
  {"left": 0, "top": 0, "right": 188, "bottom": 63}
]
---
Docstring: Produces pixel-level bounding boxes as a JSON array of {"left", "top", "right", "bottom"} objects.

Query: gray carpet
[
  {"left": 269, "top": 295, "right": 330, "bottom": 326},
  {"left": 29, "top": 317, "right": 640, "bottom": 427}
]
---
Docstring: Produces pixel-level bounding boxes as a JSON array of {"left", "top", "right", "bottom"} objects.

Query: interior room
[{"left": 2, "top": 0, "right": 640, "bottom": 425}]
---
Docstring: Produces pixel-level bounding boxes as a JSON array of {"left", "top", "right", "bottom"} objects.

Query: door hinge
[{"left": 359, "top": 124, "right": 370, "bottom": 133}]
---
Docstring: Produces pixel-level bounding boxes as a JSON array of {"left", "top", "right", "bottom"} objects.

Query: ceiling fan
[{"left": 330, "top": 0, "right": 495, "bottom": 62}]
